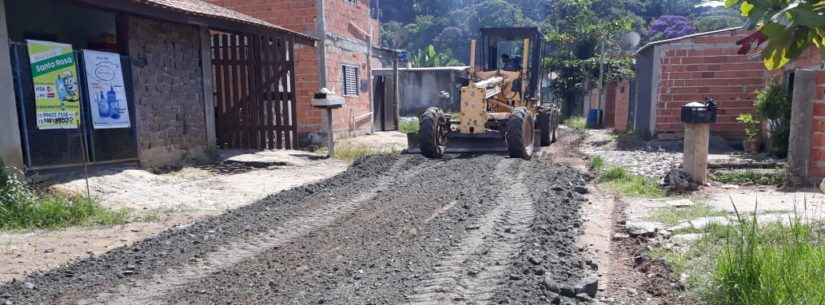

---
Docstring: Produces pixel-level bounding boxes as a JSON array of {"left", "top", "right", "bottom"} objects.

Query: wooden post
[{"left": 683, "top": 123, "right": 710, "bottom": 184}]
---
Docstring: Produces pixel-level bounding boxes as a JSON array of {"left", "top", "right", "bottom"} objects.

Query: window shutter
[{"left": 343, "top": 65, "right": 359, "bottom": 96}]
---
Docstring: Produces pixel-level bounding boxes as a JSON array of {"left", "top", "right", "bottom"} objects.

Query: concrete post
[
  {"left": 683, "top": 123, "right": 710, "bottom": 184},
  {"left": 199, "top": 26, "right": 217, "bottom": 151},
  {"left": 0, "top": 0, "right": 25, "bottom": 170},
  {"left": 786, "top": 69, "right": 816, "bottom": 187}
]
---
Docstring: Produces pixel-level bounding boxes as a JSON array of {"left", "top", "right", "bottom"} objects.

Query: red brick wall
[
  {"left": 807, "top": 70, "right": 825, "bottom": 177},
  {"left": 654, "top": 29, "right": 768, "bottom": 139},
  {"left": 210, "top": 0, "right": 381, "bottom": 139},
  {"left": 324, "top": 0, "right": 378, "bottom": 137}
]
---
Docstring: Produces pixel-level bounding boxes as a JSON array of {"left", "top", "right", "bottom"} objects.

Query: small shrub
[
  {"left": 735, "top": 113, "right": 761, "bottom": 142},
  {"left": 0, "top": 161, "right": 127, "bottom": 231},
  {"left": 564, "top": 116, "right": 587, "bottom": 130},
  {"left": 755, "top": 83, "right": 791, "bottom": 157}
]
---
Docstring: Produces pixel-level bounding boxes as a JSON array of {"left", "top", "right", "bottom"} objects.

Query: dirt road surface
[{"left": 1, "top": 153, "right": 594, "bottom": 305}]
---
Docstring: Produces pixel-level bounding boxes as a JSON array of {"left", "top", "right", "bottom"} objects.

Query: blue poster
[{"left": 82, "top": 50, "right": 131, "bottom": 129}]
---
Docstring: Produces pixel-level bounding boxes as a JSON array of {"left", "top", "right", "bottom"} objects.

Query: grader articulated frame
[{"left": 415, "top": 27, "right": 560, "bottom": 159}]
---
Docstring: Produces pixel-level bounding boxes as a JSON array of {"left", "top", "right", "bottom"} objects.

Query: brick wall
[
  {"left": 128, "top": 16, "right": 208, "bottom": 168},
  {"left": 208, "top": 0, "right": 382, "bottom": 142},
  {"left": 654, "top": 29, "right": 768, "bottom": 139},
  {"left": 810, "top": 70, "right": 825, "bottom": 177}
]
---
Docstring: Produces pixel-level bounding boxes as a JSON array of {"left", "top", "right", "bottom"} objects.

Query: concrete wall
[
  {"left": 128, "top": 16, "right": 208, "bottom": 168},
  {"left": 785, "top": 48, "right": 825, "bottom": 186},
  {"left": 0, "top": 0, "right": 24, "bottom": 170},
  {"left": 633, "top": 47, "right": 656, "bottom": 137},
  {"left": 375, "top": 68, "right": 465, "bottom": 116},
  {"left": 646, "top": 29, "right": 768, "bottom": 140}
]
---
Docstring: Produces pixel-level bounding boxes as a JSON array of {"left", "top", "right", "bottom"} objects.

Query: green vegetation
[
  {"left": 711, "top": 169, "right": 784, "bottom": 186},
  {"left": 649, "top": 206, "right": 825, "bottom": 305},
  {"left": 711, "top": 215, "right": 825, "bottom": 305},
  {"left": 755, "top": 83, "right": 791, "bottom": 157},
  {"left": 564, "top": 116, "right": 587, "bottom": 130},
  {"left": 596, "top": 165, "right": 665, "bottom": 198},
  {"left": 400, "top": 118, "right": 420, "bottom": 134},
  {"left": 735, "top": 113, "right": 761, "bottom": 142},
  {"left": 329, "top": 145, "right": 401, "bottom": 162},
  {"left": 648, "top": 202, "right": 728, "bottom": 226},
  {"left": 0, "top": 160, "right": 127, "bottom": 231},
  {"left": 589, "top": 156, "right": 605, "bottom": 172},
  {"left": 726, "top": 0, "right": 825, "bottom": 70}
]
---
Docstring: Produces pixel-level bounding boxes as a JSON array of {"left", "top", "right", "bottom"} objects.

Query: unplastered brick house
[
  {"left": 208, "top": 0, "right": 385, "bottom": 145},
  {"left": 633, "top": 28, "right": 770, "bottom": 140}
]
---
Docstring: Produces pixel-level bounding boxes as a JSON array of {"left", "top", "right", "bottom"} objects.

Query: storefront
[{"left": 0, "top": 0, "right": 315, "bottom": 172}]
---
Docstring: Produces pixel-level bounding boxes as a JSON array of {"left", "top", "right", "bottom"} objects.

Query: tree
[
  {"left": 411, "top": 45, "right": 462, "bottom": 67},
  {"left": 650, "top": 15, "right": 698, "bottom": 39},
  {"left": 727, "top": 0, "right": 825, "bottom": 70}
]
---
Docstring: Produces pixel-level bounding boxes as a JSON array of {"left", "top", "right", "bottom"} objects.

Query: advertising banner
[
  {"left": 82, "top": 50, "right": 131, "bottom": 129},
  {"left": 26, "top": 40, "right": 81, "bottom": 130}
]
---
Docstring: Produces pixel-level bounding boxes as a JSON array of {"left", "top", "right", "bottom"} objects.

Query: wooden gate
[{"left": 211, "top": 31, "right": 297, "bottom": 150}]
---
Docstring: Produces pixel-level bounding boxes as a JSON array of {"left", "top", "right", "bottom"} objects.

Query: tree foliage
[{"left": 726, "top": 0, "right": 825, "bottom": 70}]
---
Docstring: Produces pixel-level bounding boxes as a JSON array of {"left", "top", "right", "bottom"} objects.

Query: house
[
  {"left": 633, "top": 28, "right": 769, "bottom": 140},
  {"left": 0, "top": 0, "right": 315, "bottom": 172},
  {"left": 207, "top": 0, "right": 398, "bottom": 144}
]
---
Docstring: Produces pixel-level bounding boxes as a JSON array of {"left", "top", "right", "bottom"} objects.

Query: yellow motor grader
[{"left": 416, "top": 27, "right": 560, "bottom": 159}]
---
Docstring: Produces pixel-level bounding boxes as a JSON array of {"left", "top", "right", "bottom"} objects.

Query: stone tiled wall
[{"left": 128, "top": 16, "right": 208, "bottom": 168}]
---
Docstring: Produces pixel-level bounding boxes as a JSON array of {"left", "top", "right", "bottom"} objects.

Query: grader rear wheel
[
  {"left": 536, "top": 111, "right": 552, "bottom": 147},
  {"left": 420, "top": 107, "right": 447, "bottom": 159},
  {"left": 506, "top": 107, "right": 535, "bottom": 160}
]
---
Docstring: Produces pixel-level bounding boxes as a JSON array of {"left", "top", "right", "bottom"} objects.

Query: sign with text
[
  {"left": 26, "top": 40, "right": 81, "bottom": 130},
  {"left": 82, "top": 50, "right": 131, "bottom": 129}
]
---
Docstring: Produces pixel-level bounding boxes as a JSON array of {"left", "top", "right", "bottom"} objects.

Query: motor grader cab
[{"left": 417, "top": 27, "right": 560, "bottom": 159}]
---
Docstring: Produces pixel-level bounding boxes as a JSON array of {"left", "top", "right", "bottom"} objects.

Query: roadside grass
[
  {"left": 330, "top": 145, "right": 401, "bottom": 162},
  {"left": 564, "top": 116, "right": 587, "bottom": 130},
  {"left": 589, "top": 156, "right": 605, "bottom": 172},
  {"left": 648, "top": 202, "right": 728, "bottom": 226},
  {"left": 648, "top": 208, "right": 825, "bottom": 305},
  {"left": 597, "top": 166, "right": 665, "bottom": 198},
  {"left": 711, "top": 169, "right": 784, "bottom": 186},
  {"left": 1, "top": 163, "right": 127, "bottom": 231},
  {"left": 400, "top": 118, "right": 420, "bottom": 134}
]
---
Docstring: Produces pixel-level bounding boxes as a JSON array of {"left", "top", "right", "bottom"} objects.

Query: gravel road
[{"left": 0, "top": 154, "right": 593, "bottom": 305}]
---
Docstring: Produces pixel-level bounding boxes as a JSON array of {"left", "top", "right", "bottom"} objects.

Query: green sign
[{"left": 26, "top": 40, "right": 81, "bottom": 130}]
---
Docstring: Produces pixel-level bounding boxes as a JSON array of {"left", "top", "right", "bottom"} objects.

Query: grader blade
[{"left": 405, "top": 132, "right": 509, "bottom": 154}]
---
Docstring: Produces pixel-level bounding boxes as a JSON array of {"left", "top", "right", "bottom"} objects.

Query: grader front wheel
[
  {"left": 506, "top": 107, "right": 535, "bottom": 160},
  {"left": 420, "top": 107, "right": 447, "bottom": 159}
]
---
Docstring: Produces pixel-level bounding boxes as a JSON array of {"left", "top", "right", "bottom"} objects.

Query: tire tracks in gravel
[
  {"left": 408, "top": 158, "right": 535, "bottom": 305},
  {"left": 74, "top": 157, "right": 416, "bottom": 305},
  {"left": 161, "top": 155, "right": 507, "bottom": 305}
]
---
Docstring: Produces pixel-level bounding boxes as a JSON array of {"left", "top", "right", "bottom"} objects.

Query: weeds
[
  {"left": 596, "top": 165, "right": 664, "bottom": 198},
  {"left": 564, "top": 116, "right": 587, "bottom": 130},
  {"left": 711, "top": 169, "right": 784, "bottom": 186},
  {"left": 648, "top": 202, "right": 728, "bottom": 226},
  {"left": 0, "top": 160, "right": 127, "bottom": 231},
  {"left": 710, "top": 214, "right": 825, "bottom": 305},
  {"left": 331, "top": 145, "right": 400, "bottom": 161},
  {"left": 400, "top": 118, "right": 420, "bottom": 134},
  {"left": 589, "top": 156, "right": 605, "bottom": 172}
]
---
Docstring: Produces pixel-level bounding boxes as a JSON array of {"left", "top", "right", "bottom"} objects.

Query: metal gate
[{"left": 211, "top": 31, "right": 297, "bottom": 150}]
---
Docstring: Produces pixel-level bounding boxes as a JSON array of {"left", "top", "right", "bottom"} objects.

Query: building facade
[
  {"left": 208, "top": 0, "right": 389, "bottom": 144},
  {"left": 0, "top": 0, "right": 313, "bottom": 172},
  {"left": 633, "top": 28, "right": 769, "bottom": 140}
]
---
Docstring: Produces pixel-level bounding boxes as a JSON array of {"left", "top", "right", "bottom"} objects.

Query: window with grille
[{"left": 342, "top": 65, "right": 359, "bottom": 96}]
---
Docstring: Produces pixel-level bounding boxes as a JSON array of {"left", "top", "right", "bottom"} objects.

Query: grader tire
[
  {"left": 507, "top": 107, "right": 535, "bottom": 160},
  {"left": 420, "top": 107, "right": 446, "bottom": 159},
  {"left": 536, "top": 111, "right": 552, "bottom": 147}
]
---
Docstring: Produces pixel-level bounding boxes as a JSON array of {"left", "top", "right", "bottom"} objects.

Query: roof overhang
[
  {"left": 70, "top": 0, "right": 317, "bottom": 46},
  {"left": 635, "top": 27, "right": 743, "bottom": 55}
]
